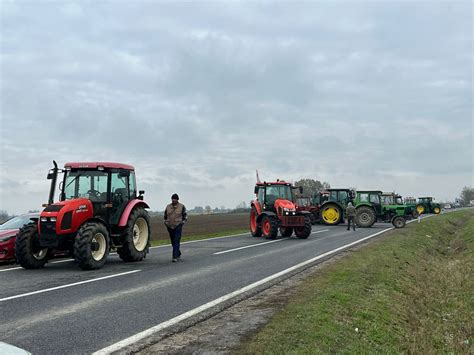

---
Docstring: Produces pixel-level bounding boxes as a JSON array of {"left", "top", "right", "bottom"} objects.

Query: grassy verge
[
  {"left": 238, "top": 210, "right": 474, "bottom": 354},
  {"left": 150, "top": 229, "right": 249, "bottom": 247}
]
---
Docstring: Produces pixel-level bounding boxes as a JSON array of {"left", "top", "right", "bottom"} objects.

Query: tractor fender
[
  {"left": 251, "top": 201, "right": 262, "bottom": 215},
  {"left": 76, "top": 216, "right": 109, "bottom": 232},
  {"left": 256, "top": 211, "right": 277, "bottom": 223},
  {"left": 118, "top": 199, "right": 150, "bottom": 227}
]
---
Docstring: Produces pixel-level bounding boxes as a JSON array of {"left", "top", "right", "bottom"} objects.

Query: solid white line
[
  {"left": 93, "top": 226, "right": 394, "bottom": 355},
  {"left": 0, "top": 270, "right": 141, "bottom": 303},
  {"left": 213, "top": 238, "right": 287, "bottom": 255}
]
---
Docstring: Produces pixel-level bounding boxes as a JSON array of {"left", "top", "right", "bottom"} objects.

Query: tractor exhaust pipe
[{"left": 47, "top": 160, "right": 59, "bottom": 205}]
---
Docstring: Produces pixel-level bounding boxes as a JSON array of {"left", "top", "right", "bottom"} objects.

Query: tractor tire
[
  {"left": 411, "top": 209, "right": 419, "bottom": 218},
  {"left": 261, "top": 215, "right": 278, "bottom": 239},
  {"left": 280, "top": 227, "right": 293, "bottom": 237},
  {"left": 117, "top": 208, "right": 151, "bottom": 262},
  {"left": 250, "top": 207, "right": 262, "bottom": 237},
  {"left": 433, "top": 206, "right": 441, "bottom": 214},
  {"left": 74, "top": 221, "right": 110, "bottom": 270},
  {"left": 15, "top": 223, "right": 49, "bottom": 269},
  {"left": 392, "top": 216, "right": 406, "bottom": 228},
  {"left": 355, "top": 206, "right": 376, "bottom": 228},
  {"left": 309, "top": 213, "right": 318, "bottom": 225},
  {"left": 416, "top": 204, "right": 425, "bottom": 215},
  {"left": 319, "top": 203, "right": 342, "bottom": 225},
  {"left": 294, "top": 215, "right": 312, "bottom": 239}
]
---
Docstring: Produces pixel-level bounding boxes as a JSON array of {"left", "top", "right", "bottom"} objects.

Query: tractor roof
[
  {"left": 256, "top": 181, "right": 292, "bottom": 186},
  {"left": 418, "top": 196, "right": 433, "bottom": 199},
  {"left": 357, "top": 190, "right": 383, "bottom": 194},
  {"left": 326, "top": 188, "right": 352, "bottom": 191},
  {"left": 65, "top": 162, "right": 135, "bottom": 170}
]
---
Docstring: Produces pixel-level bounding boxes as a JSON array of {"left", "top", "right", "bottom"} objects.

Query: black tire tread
[
  {"left": 295, "top": 215, "right": 312, "bottom": 239},
  {"left": 117, "top": 207, "right": 151, "bottom": 262},
  {"left": 74, "top": 221, "right": 109, "bottom": 270},
  {"left": 15, "top": 223, "right": 48, "bottom": 269}
]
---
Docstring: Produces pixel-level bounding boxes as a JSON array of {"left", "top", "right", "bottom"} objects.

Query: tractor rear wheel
[
  {"left": 319, "top": 203, "right": 342, "bottom": 225},
  {"left": 433, "top": 206, "right": 441, "bottom": 214},
  {"left": 392, "top": 216, "right": 406, "bottom": 228},
  {"left": 74, "top": 222, "right": 110, "bottom": 270},
  {"left": 16, "top": 223, "right": 49, "bottom": 269},
  {"left": 355, "top": 206, "right": 376, "bottom": 227},
  {"left": 117, "top": 208, "right": 151, "bottom": 262},
  {"left": 416, "top": 204, "right": 425, "bottom": 215},
  {"left": 261, "top": 215, "right": 278, "bottom": 239},
  {"left": 280, "top": 227, "right": 293, "bottom": 237},
  {"left": 294, "top": 215, "right": 312, "bottom": 239},
  {"left": 411, "top": 209, "right": 419, "bottom": 218},
  {"left": 250, "top": 207, "right": 262, "bottom": 237}
]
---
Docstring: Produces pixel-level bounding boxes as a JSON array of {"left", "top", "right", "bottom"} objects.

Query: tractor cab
[
  {"left": 254, "top": 181, "right": 298, "bottom": 214},
  {"left": 356, "top": 191, "right": 383, "bottom": 214}
]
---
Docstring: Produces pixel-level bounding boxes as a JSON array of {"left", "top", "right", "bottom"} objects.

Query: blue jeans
[{"left": 167, "top": 224, "right": 183, "bottom": 259}]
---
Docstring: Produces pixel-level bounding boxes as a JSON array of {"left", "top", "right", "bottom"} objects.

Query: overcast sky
[{"left": 1, "top": 1, "right": 472, "bottom": 214}]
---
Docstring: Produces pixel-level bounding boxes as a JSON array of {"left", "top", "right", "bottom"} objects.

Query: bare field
[{"left": 150, "top": 213, "right": 249, "bottom": 242}]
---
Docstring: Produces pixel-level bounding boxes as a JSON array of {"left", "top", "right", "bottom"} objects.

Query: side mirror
[
  {"left": 254, "top": 186, "right": 259, "bottom": 194},
  {"left": 139, "top": 190, "right": 145, "bottom": 195},
  {"left": 47, "top": 170, "right": 54, "bottom": 180}
]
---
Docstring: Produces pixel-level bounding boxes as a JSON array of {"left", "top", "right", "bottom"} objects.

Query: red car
[{"left": 0, "top": 213, "right": 39, "bottom": 262}]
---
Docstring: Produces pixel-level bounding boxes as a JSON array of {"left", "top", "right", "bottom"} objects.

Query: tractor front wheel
[
  {"left": 319, "top": 203, "right": 342, "bottom": 225},
  {"left": 261, "top": 215, "right": 278, "bottom": 239},
  {"left": 294, "top": 216, "right": 312, "bottom": 239},
  {"left": 117, "top": 208, "right": 151, "bottom": 262},
  {"left": 15, "top": 223, "right": 49, "bottom": 269},
  {"left": 433, "top": 206, "right": 441, "bottom": 214},
  {"left": 355, "top": 206, "right": 376, "bottom": 227},
  {"left": 74, "top": 222, "right": 110, "bottom": 270},
  {"left": 280, "top": 227, "right": 293, "bottom": 237},
  {"left": 250, "top": 207, "right": 262, "bottom": 237},
  {"left": 392, "top": 216, "right": 406, "bottom": 228}
]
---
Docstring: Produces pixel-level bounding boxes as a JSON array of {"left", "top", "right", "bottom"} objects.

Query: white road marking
[
  {"left": 93, "top": 226, "right": 395, "bottom": 355},
  {"left": 213, "top": 238, "right": 287, "bottom": 255},
  {"left": 149, "top": 232, "right": 250, "bottom": 249},
  {"left": 0, "top": 270, "right": 141, "bottom": 303},
  {"left": 311, "top": 229, "right": 329, "bottom": 234}
]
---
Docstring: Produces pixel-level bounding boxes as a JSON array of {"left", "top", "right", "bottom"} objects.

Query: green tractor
[
  {"left": 381, "top": 192, "right": 418, "bottom": 219},
  {"left": 354, "top": 191, "right": 408, "bottom": 228},
  {"left": 313, "top": 189, "right": 355, "bottom": 225},
  {"left": 416, "top": 197, "right": 441, "bottom": 215}
]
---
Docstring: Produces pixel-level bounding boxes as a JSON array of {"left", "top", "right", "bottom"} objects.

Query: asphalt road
[{"left": 0, "top": 222, "right": 401, "bottom": 354}]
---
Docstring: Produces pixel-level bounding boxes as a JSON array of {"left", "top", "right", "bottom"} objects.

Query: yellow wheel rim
[
  {"left": 417, "top": 205, "right": 425, "bottom": 214},
  {"left": 322, "top": 207, "right": 339, "bottom": 224},
  {"left": 434, "top": 207, "right": 440, "bottom": 214}
]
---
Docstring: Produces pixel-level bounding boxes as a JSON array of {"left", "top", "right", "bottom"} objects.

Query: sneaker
[{"left": 172, "top": 258, "right": 177, "bottom": 262}]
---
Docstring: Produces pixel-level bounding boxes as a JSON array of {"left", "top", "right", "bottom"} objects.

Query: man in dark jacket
[
  {"left": 346, "top": 202, "right": 356, "bottom": 231},
  {"left": 164, "top": 193, "right": 187, "bottom": 262}
]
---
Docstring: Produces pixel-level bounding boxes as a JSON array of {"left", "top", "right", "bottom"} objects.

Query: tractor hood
[
  {"left": 275, "top": 199, "right": 296, "bottom": 211},
  {"left": 40, "top": 198, "right": 93, "bottom": 235}
]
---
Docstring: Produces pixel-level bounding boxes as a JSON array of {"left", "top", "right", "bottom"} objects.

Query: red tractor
[
  {"left": 16, "top": 161, "right": 151, "bottom": 270},
  {"left": 250, "top": 181, "right": 312, "bottom": 239}
]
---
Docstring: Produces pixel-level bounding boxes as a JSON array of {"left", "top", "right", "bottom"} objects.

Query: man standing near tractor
[
  {"left": 346, "top": 202, "right": 356, "bottom": 231},
  {"left": 164, "top": 193, "right": 187, "bottom": 262}
]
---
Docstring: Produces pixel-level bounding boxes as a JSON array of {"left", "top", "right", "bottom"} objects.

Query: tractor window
[
  {"left": 329, "top": 191, "right": 338, "bottom": 201},
  {"left": 370, "top": 194, "right": 380, "bottom": 204},
  {"left": 64, "top": 171, "right": 108, "bottom": 201},
  {"left": 257, "top": 187, "right": 264, "bottom": 202},
  {"left": 358, "top": 193, "right": 369, "bottom": 203},
  {"left": 265, "top": 185, "right": 292, "bottom": 205},
  {"left": 381, "top": 196, "right": 393, "bottom": 205},
  {"left": 395, "top": 197, "right": 403, "bottom": 205},
  {"left": 110, "top": 172, "right": 130, "bottom": 224},
  {"left": 339, "top": 191, "right": 348, "bottom": 204},
  {"left": 129, "top": 172, "right": 137, "bottom": 199}
]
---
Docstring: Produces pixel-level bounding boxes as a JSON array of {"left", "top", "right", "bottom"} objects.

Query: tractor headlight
[
  {"left": 50, "top": 217, "right": 57, "bottom": 222},
  {"left": 40, "top": 217, "right": 47, "bottom": 222}
]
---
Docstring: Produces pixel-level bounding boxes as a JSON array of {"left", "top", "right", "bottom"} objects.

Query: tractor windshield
[
  {"left": 63, "top": 170, "right": 108, "bottom": 202},
  {"left": 395, "top": 196, "right": 403, "bottom": 204},
  {"left": 265, "top": 185, "right": 293, "bottom": 205}
]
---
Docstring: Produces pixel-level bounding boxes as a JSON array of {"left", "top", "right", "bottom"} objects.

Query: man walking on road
[
  {"left": 164, "top": 193, "right": 187, "bottom": 262},
  {"left": 346, "top": 202, "right": 356, "bottom": 231}
]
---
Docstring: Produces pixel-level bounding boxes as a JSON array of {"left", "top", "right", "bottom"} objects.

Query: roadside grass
[
  {"left": 238, "top": 209, "right": 474, "bottom": 354},
  {"left": 150, "top": 229, "right": 249, "bottom": 247}
]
